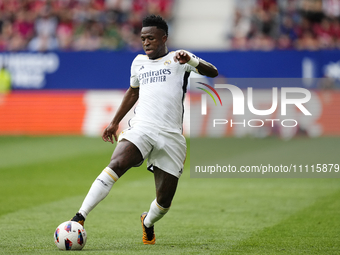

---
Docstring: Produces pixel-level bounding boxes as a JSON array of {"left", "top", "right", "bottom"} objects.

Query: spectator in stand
[
  {"left": 331, "top": 19, "right": 340, "bottom": 48},
  {"left": 230, "top": 10, "right": 251, "bottom": 50},
  {"left": 295, "top": 30, "right": 320, "bottom": 50},
  {"left": 231, "top": 36, "right": 249, "bottom": 50},
  {"left": 278, "top": 0, "right": 301, "bottom": 26},
  {"left": 56, "top": 10, "right": 74, "bottom": 50},
  {"left": 101, "top": 14, "right": 125, "bottom": 50},
  {"left": 72, "top": 20, "right": 102, "bottom": 51},
  {"left": 280, "top": 15, "right": 298, "bottom": 41},
  {"left": 6, "top": 10, "right": 35, "bottom": 51},
  {"left": 0, "top": 20, "right": 13, "bottom": 51},
  {"left": 27, "top": 32, "right": 59, "bottom": 51},
  {"left": 13, "top": 10, "right": 34, "bottom": 41},
  {"left": 7, "top": 33, "right": 27, "bottom": 51},
  {"left": 105, "top": 0, "right": 132, "bottom": 24},
  {"left": 120, "top": 22, "right": 141, "bottom": 51},
  {"left": 313, "top": 17, "right": 334, "bottom": 49},
  {"left": 230, "top": 0, "right": 256, "bottom": 50},
  {"left": 27, "top": 4, "right": 59, "bottom": 51},
  {"left": 300, "top": 0, "right": 324, "bottom": 23},
  {"left": 277, "top": 33, "right": 294, "bottom": 49},
  {"left": 249, "top": 33, "right": 276, "bottom": 50},
  {"left": 323, "top": 0, "right": 340, "bottom": 19},
  {"left": 246, "top": 3, "right": 279, "bottom": 50},
  {"left": 295, "top": 17, "right": 313, "bottom": 38},
  {"left": 35, "top": 6, "right": 58, "bottom": 37},
  {"left": 0, "top": 37, "right": 6, "bottom": 51}
]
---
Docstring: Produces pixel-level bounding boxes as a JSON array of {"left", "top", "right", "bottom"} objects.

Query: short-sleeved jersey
[{"left": 129, "top": 50, "right": 199, "bottom": 133}]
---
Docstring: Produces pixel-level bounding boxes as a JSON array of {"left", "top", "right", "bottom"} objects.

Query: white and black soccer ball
[{"left": 54, "top": 221, "right": 87, "bottom": 250}]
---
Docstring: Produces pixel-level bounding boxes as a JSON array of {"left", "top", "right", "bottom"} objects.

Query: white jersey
[{"left": 129, "top": 50, "right": 199, "bottom": 133}]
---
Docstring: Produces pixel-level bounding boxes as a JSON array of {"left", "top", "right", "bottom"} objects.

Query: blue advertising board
[{"left": 1, "top": 50, "right": 340, "bottom": 90}]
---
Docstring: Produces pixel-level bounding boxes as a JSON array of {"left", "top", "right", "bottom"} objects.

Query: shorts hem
[
  {"left": 147, "top": 164, "right": 182, "bottom": 178},
  {"left": 119, "top": 137, "right": 147, "bottom": 159}
]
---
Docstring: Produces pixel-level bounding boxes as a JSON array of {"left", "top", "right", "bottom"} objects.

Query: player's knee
[
  {"left": 107, "top": 159, "right": 126, "bottom": 177},
  {"left": 156, "top": 196, "right": 172, "bottom": 209}
]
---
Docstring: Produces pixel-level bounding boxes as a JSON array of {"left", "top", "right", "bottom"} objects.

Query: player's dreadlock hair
[{"left": 142, "top": 15, "right": 168, "bottom": 36}]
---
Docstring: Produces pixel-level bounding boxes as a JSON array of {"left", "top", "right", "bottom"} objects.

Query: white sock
[
  {"left": 78, "top": 167, "right": 119, "bottom": 218},
  {"left": 143, "top": 199, "right": 169, "bottom": 227}
]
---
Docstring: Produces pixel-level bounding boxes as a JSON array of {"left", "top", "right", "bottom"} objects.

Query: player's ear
[{"left": 162, "top": 35, "right": 167, "bottom": 43}]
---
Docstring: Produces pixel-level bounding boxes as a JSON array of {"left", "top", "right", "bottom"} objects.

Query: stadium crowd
[
  {"left": 1, "top": 0, "right": 340, "bottom": 52},
  {"left": 231, "top": 0, "right": 340, "bottom": 50},
  {"left": 0, "top": 0, "right": 174, "bottom": 52}
]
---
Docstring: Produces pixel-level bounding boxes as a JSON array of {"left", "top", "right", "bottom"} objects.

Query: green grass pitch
[{"left": 0, "top": 136, "right": 340, "bottom": 254}]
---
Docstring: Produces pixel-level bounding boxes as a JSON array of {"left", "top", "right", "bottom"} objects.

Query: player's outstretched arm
[
  {"left": 102, "top": 87, "right": 139, "bottom": 144},
  {"left": 173, "top": 50, "right": 218, "bottom": 78}
]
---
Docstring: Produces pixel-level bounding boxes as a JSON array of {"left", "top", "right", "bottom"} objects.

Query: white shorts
[{"left": 118, "top": 124, "right": 187, "bottom": 178}]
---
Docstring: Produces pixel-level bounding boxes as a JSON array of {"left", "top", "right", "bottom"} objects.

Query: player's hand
[
  {"left": 173, "top": 50, "right": 191, "bottom": 64},
  {"left": 102, "top": 123, "right": 119, "bottom": 144}
]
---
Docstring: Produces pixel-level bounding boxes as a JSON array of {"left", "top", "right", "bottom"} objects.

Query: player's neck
[
  {"left": 150, "top": 47, "right": 168, "bottom": 60},
  {"left": 157, "top": 51, "right": 168, "bottom": 58}
]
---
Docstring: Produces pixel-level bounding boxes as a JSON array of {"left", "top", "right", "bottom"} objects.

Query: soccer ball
[{"left": 54, "top": 221, "right": 87, "bottom": 250}]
